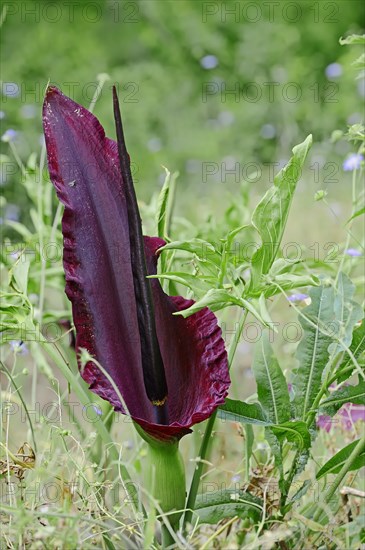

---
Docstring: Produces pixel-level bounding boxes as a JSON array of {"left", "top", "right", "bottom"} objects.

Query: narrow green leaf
[
  {"left": 218, "top": 398, "right": 269, "bottom": 425},
  {"left": 347, "top": 205, "right": 365, "bottom": 223},
  {"left": 316, "top": 439, "right": 365, "bottom": 479},
  {"left": 194, "top": 489, "right": 262, "bottom": 524},
  {"left": 156, "top": 167, "right": 173, "bottom": 238},
  {"left": 250, "top": 135, "right": 312, "bottom": 286},
  {"left": 174, "top": 289, "right": 242, "bottom": 318},
  {"left": 252, "top": 331, "right": 290, "bottom": 424},
  {"left": 244, "top": 425, "right": 254, "bottom": 479},
  {"left": 148, "top": 272, "right": 212, "bottom": 294},
  {"left": 9, "top": 259, "right": 30, "bottom": 295},
  {"left": 320, "top": 382, "right": 365, "bottom": 416},
  {"left": 161, "top": 238, "right": 216, "bottom": 257},
  {"left": 293, "top": 285, "right": 335, "bottom": 420}
]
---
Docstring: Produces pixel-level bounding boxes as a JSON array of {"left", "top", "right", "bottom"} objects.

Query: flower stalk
[{"left": 135, "top": 423, "right": 185, "bottom": 530}]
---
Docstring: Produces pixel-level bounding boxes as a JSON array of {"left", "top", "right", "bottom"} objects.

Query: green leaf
[
  {"left": 218, "top": 398, "right": 269, "bottom": 425},
  {"left": 240, "top": 297, "right": 273, "bottom": 327},
  {"left": 148, "top": 272, "right": 212, "bottom": 294},
  {"left": 245, "top": 425, "right": 254, "bottom": 477},
  {"left": 155, "top": 167, "right": 178, "bottom": 240},
  {"left": 252, "top": 331, "right": 290, "bottom": 424},
  {"left": 250, "top": 135, "right": 312, "bottom": 286},
  {"left": 194, "top": 489, "right": 262, "bottom": 524},
  {"left": 340, "top": 34, "right": 365, "bottom": 45},
  {"left": 174, "top": 288, "right": 242, "bottom": 318},
  {"left": 293, "top": 285, "right": 335, "bottom": 420},
  {"left": 316, "top": 439, "right": 365, "bottom": 479},
  {"left": 9, "top": 259, "right": 30, "bottom": 295},
  {"left": 320, "top": 382, "right": 365, "bottom": 416},
  {"left": 161, "top": 238, "right": 216, "bottom": 258},
  {"left": 329, "top": 273, "right": 364, "bottom": 357},
  {"left": 337, "top": 321, "right": 365, "bottom": 382},
  {"left": 347, "top": 206, "right": 365, "bottom": 223},
  {"left": 271, "top": 421, "right": 311, "bottom": 450}
]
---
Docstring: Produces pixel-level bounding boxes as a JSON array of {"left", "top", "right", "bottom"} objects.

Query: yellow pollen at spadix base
[{"left": 152, "top": 397, "right": 167, "bottom": 406}]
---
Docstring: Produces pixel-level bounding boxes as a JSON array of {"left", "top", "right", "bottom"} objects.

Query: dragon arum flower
[{"left": 42, "top": 86, "right": 230, "bottom": 444}]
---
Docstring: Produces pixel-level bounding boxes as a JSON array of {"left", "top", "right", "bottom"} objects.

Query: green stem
[
  {"left": 302, "top": 434, "right": 365, "bottom": 545},
  {"left": 183, "top": 308, "right": 248, "bottom": 528},
  {"left": 321, "top": 434, "right": 365, "bottom": 508},
  {"left": 39, "top": 338, "right": 142, "bottom": 514},
  {"left": 147, "top": 441, "right": 186, "bottom": 527},
  {"left": 161, "top": 524, "right": 175, "bottom": 548}
]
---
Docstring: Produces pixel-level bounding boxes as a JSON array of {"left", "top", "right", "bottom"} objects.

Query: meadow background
[{"left": 1, "top": 1, "right": 365, "bottom": 548}]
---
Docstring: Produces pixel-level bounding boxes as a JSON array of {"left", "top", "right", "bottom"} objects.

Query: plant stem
[
  {"left": 321, "top": 434, "right": 365, "bottom": 508},
  {"left": 39, "top": 338, "right": 143, "bottom": 514},
  {"left": 161, "top": 524, "right": 175, "bottom": 548},
  {"left": 183, "top": 308, "right": 248, "bottom": 528}
]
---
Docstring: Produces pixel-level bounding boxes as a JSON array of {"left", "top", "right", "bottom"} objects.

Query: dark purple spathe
[{"left": 43, "top": 86, "right": 230, "bottom": 441}]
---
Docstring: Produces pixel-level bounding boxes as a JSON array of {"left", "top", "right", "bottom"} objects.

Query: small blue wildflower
[
  {"left": 343, "top": 153, "right": 364, "bottom": 171},
  {"left": 20, "top": 105, "right": 37, "bottom": 119},
  {"left": 345, "top": 248, "right": 362, "bottom": 257},
  {"left": 9, "top": 341, "right": 28, "bottom": 355},
  {"left": 200, "top": 55, "right": 219, "bottom": 70},
  {"left": 261, "top": 124, "right": 276, "bottom": 139},
  {"left": 287, "top": 293, "right": 309, "bottom": 303},
  {"left": 92, "top": 405, "right": 102, "bottom": 416},
  {"left": 147, "top": 137, "right": 162, "bottom": 152},
  {"left": 325, "top": 63, "right": 342, "bottom": 79},
  {"left": 1, "top": 129, "right": 17, "bottom": 143},
  {"left": 5, "top": 204, "right": 20, "bottom": 222},
  {"left": 218, "top": 111, "right": 235, "bottom": 127}
]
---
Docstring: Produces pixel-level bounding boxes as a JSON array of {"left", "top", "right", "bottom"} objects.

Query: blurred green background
[{"left": 1, "top": 0, "right": 364, "bottom": 220}]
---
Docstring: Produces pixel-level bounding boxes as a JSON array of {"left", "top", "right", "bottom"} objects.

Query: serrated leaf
[
  {"left": 194, "top": 489, "right": 262, "bottom": 524},
  {"left": 252, "top": 331, "right": 290, "bottom": 424},
  {"left": 218, "top": 398, "right": 269, "bottom": 425},
  {"left": 316, "top": 439, "right": 365, "bottom": 479},
  {"left": 250, "top": 135, "right": 312, "bottom": 286},
  {"left": 293, "top": 285, "right": 335, "bottom": 420},
  {"left": 320, "top": 382, "right": 365, "bottom": 416}
]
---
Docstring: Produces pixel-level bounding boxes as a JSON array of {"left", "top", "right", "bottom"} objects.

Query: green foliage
[
  {"left": 250, "top": 135, "right": 312, "bottom": 288},
  {"left": 1, "top": 12, "right": 365, "bottom": 549},
  {"left": 252, "top": 331, "right": 290, "bottom": 424},
  {"left": 316, "top": 439, "right": 365, "bottom": 479},
  {"left": 293, "top": 284, "right": 336, "bottom": 421},
  {"left": 194, "top": 490, "right": 263, "bottom": 525}
]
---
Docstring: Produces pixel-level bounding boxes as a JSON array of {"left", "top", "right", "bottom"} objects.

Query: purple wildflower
[
  {"left": 345, "top": 248, "right": 362, "bottom": 257},
  {"left": 343, "top": 153, "right": 364, "bottom": 172},
  {"left": 317, "top": 403, "right": 365, "bottom": 432},
  {"left": 1, "top": 129, "right": 17, "bottom": 143},
  {"left": 287, "top": 293, "right": 309, "bottom": 303}
]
